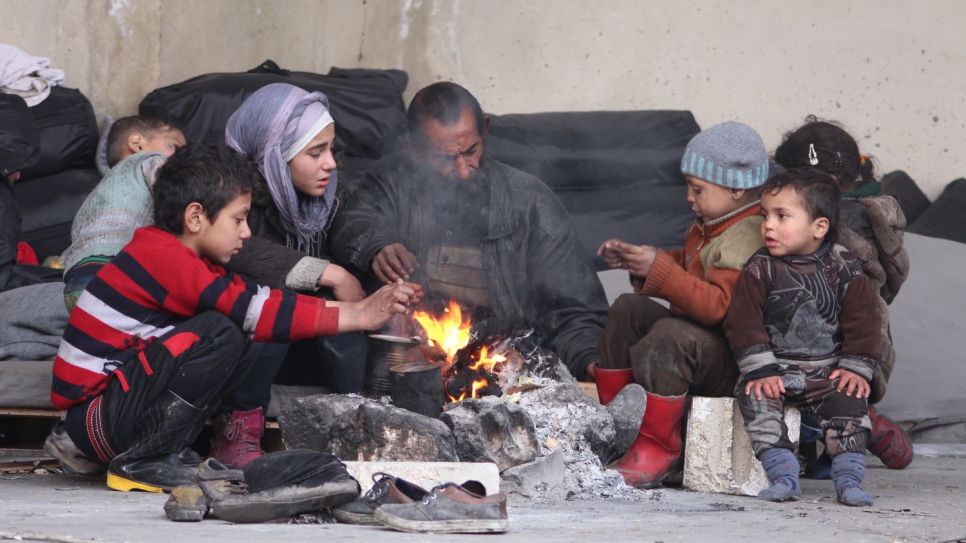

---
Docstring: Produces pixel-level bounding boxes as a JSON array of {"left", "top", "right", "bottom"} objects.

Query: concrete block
[
  {"left": 344, "top": 461, "right": 500, "bottom": 497},
  {"left": 500, "top": 448, "right": 566, "bottom": 496},
  {"left": 683, "top": 396, "right": 800, "bottom": 497}
]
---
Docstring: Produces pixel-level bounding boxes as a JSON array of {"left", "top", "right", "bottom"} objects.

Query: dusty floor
[{"left": 1, "top": 454, "right": 964, "bottom": 543}]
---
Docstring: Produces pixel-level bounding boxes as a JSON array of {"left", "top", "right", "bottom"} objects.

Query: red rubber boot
[
  {"left": 867, "top": 406, "right": 913, "bottom": 469},
  {"left": 209, "top": 408, "right": 265, "bottom": 469},
  {"left": 609, "top": 392, "right": 687, "bottom": 488},
  {"left": 595, "top": 367, "right": 636, "bottom": 405}
]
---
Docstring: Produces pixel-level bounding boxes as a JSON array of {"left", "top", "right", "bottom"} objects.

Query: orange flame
[
  {"left": 468, "top": 345, "right": 508, "bottom": 373},
  {"left": 470, "top": 379, "right": 488, "bottom": 399},
  {"left": 413, "top": 300, "right": 471, "bottom": 368}
]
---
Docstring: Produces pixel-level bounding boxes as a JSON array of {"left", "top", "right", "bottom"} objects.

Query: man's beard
[{"left": 419, "top": 151, "right": 490, "bottom": 198}]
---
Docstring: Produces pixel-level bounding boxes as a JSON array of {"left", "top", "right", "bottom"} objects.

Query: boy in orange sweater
[{"left": 591, "top": 121, "right": 770, "bottom": 488}]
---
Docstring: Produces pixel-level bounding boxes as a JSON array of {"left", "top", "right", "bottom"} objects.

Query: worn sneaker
[
  {"left": 164, "top": 486, "right": 208, "bottom": 522},
  {"left": 374, "top": 482, "right": 509, "bottom": 534},
  {"left": 332, "top": 472, "right": 429, "bottom": 525},
  {"left": 43, "top": 421, "right": 106, "bottom": 476}
]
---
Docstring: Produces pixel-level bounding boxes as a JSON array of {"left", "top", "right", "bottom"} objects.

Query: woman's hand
[
  {"left": 597, "top": 239, "right": 658, "bottom": 278},
  {"left": 317, "top": 264, "right": 365, "bottom": 302},
  {"left": 372, "top": 243, "right": 420, "bottom": 284}
]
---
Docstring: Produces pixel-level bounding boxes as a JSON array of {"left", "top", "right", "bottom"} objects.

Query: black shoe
[
  {"left": 332, "top": 472, "right": 429, "bottom": 525},
  {"left": 107, "top": 390, "right": 207, "bottom": 493},
  {"left": 206, "top": 450, "right": 361, "bottom": 524},
  {"left": 374, "top": 483, "right": 509, "bottom": 534}
]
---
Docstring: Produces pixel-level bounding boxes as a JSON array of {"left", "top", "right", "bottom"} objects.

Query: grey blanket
[{"left": 0, "top": 281, "right": 67, "bottom": 360}]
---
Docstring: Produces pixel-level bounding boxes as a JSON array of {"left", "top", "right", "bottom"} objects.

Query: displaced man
[{"left": 332, "top": 82, "right": 608, "bottom": 380}]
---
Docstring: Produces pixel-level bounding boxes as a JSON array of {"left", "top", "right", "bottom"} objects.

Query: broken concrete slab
[
  {"left": 605, "top": 383, "right": 646, "bottom": 456},
  {"left": 278, "top": 394, "right": 364, "bottom": 451},
  {"left": 500, "top": 448, "right": 565, "bottom": 497},
  {"left": 440, "top": 398, "right": 539, "bottom": 471},
  {"left": 328, "top": 402, "right": 459, "bottom": 462},
  {"left": 683, "top": 396, "right": 800, "bottom": 496},
  {"left": 344, "top": 461, "right": 500, "bottom": 497}
]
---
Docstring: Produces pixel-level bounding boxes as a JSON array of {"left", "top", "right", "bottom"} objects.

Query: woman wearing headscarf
[{"left": 213, "top": 83, "right": 368, "bottom": 467}]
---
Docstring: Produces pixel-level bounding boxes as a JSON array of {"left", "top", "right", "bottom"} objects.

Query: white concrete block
[
  {"left": 344, "top": 461, "right": 500, "bottom": 496},
  {"left": 683, "top": 396, "right": 800, "bottom": 497}
]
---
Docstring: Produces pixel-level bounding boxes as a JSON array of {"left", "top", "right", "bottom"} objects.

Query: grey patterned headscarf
[{"left": 225, "top": 83, "right": 338, "bottom": 249}]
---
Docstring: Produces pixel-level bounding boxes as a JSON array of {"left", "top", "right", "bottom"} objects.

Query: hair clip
[{"left": 808, "top": 144, "right": 819, "bottom": 165}]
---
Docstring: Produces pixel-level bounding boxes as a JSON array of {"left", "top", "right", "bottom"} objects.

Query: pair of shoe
[
  {"left": 165, "top": 450, "right": 360, "bottom": 523},
  {"left": 333, "top": 472, "right": 509, "bottom": 534}
]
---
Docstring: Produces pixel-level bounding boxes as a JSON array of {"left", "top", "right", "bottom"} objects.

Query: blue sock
[
  {"left": 757, "top": 448, "right": 801, "bottom": 502},
  {"left": 831, "top": 452, "right": 874, "bottom": 507}
]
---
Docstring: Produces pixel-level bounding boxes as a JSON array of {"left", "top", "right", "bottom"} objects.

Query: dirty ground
[{"left": 1, "top": 454, "right": 964, "bottom": 543}]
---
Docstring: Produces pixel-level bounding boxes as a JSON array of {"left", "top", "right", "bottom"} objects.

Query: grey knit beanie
[{"left": 680, "top": 121, "right": 769, "bottom": 189}]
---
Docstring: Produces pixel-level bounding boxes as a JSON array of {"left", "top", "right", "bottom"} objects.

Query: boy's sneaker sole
[
  {"left": 330, "top": 508, "right": 382, "bottom": 525},
  {"left": 373, "top": 508, "right": 509, "bottom": 534}
]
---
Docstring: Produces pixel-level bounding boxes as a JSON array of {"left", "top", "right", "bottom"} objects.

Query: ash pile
[{"left": 279, "top": 329, "right": 652, "bottom": 501}]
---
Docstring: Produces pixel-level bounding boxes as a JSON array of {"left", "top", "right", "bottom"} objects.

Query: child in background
[
  {"left": 591, "top": 121, "right": 770, "bottom": 488},
  {"left": 45, "top": 143, "right": 419, "bottom": 493},
  {"left": 774, "top": 117, "right": 912, "bottom": 471},
  {"left": 724, "top": 168, "right": 880, "bottom": 506},
  {"left": 105, "top": 116, "right": 186, "bottom": 169},
  {"left": 62, "top": 117, "right": 186, "bottom": 312}
]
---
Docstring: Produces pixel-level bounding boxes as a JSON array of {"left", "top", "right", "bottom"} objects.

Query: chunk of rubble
[
  {"left": 328, "top": 401, "right": 459, "bottom": 462},
  {"left": 440, "top": 397, "right": 539, "bottom": 471},
  {"left": 278, "top": 394, "right": 365, "bottom": 451}
]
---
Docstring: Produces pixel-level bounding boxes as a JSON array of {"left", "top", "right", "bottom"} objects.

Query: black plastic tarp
[
  {"left": 18, "top": 87, "right": 98, "bottom": 182},
  {"left": 907, "top": 178, "right": 966, "bottom": 245},
  {"left": 139, "top": 61, "right": 408, "bottom": 189},
  {"left": 486, "top": 110, "right": 699, "bottom": 269}
]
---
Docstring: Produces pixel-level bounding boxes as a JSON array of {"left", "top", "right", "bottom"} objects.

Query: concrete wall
[{"left": 3, "top": 0, "right": 962, "bottom": 197}]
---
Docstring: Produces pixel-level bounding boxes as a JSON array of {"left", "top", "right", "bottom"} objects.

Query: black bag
[
  {"left": 15, "top": 168, "right": 102, "bottom": 261},
  {"left": 486, "top": 111, "right": 700, "bottom": 268},
  {"left": 139, "top": 61, "right": 408, "bottom": 189},
  {"left": 18, "top": 87, "right": 99, "bottom": 181}
]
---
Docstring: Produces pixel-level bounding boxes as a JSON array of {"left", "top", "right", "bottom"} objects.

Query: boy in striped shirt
[{"left": 45, "top": 143, "right": 418, "bottom": 493}]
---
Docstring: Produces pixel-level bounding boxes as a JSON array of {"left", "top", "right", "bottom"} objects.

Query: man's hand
[
  {"left": 744, "top": 375, "right": 786, "bottom": 401},
  {"left": 597, "top": 239, "right": 658, "bottom": 278},
  {"left": 317, "top": 264, "right": 365, "bottom": 302},
  {"left": 830, "top": 368, "right": 871, "bottom": 399},
  {"left": 338, "top": 279, "right": 420, "bottom": 332},
  {"left": 372, "top": 243, "right": 419, "bottom": 284}
]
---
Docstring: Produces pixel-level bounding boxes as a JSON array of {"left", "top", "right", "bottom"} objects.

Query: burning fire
[
  {"left": 412, "top": 300, "right": 507, "bottom": 402},
  {"left": 413, "top": 300, "right": 470, "bottom": 371}
]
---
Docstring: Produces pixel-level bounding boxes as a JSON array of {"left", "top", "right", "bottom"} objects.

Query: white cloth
[{"left": 0, "top": 44, "right": 65, "bottom": 107}]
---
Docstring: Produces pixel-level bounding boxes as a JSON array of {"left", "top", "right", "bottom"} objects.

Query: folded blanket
[{"left": 0, "top": 44, "right": 65, "bottom": 107}]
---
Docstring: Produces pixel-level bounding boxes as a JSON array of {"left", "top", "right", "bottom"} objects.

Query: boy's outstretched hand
[
  {"left": 597, "top": 239, "right": 658, "bottom": 278},
  {"left": 829, "top": 368, "right": 870, "bottom": 399},
  {"left": 744, "top": 375, "right": 785, "bottom": 401},
  {"left": 336, "top": 280, "right": 423, "bottom": 332}
]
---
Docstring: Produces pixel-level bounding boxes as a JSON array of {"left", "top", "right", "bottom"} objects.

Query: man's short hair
[
  {"left": 106, "top": 116, "right": 180, "bottom": 168},
  {"left": 760, "top": 167, "right": 841, "bottom": 243},
  {"left": 406, "top": 82, "right": 485, "bottom": 149},
  {"left": 152, "top": 142, "right": 259, "bottom": 234}
]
